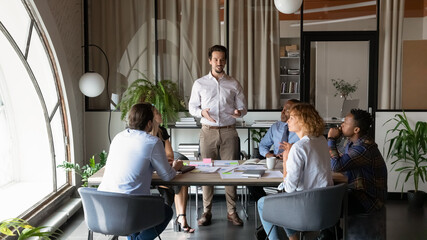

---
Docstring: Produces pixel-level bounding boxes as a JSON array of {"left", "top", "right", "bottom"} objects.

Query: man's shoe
[
  {"left": 227, "top": 212, "right": 243, "bottom": 226},
  {"left": 197, "top": 212, "right": 212, "bottom": 226}
]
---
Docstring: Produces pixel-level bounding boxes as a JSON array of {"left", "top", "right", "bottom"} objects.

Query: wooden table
[{"left": 88, "top": 163, "right": 347, "bottom": 187}]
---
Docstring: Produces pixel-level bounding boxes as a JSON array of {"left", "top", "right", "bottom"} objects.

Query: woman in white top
[{"left": 257, "top": 103, "right": 333, "bottom": 240}]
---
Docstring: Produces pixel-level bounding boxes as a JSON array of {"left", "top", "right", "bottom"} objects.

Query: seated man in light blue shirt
[
  {"left": 248, "top": 99, "right": 300, "bottom": 202},
  {"left": 259, "top": 99, "right": 300, "bottom": 159}
]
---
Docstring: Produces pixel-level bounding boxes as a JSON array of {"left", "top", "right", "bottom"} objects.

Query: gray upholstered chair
[
  {"left": 262, "top": 183, "right": 347, "bottom": 240},
  {"left": 78, "top": 187, "right": 165, "bottom": 240}
]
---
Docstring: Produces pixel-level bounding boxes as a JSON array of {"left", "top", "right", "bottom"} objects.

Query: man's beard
[{"left": 215, "top": 66, "right": 224, "bottom": 74}]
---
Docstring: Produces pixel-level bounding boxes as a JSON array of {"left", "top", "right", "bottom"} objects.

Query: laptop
[{"left": 178, "top": 165, "right": 195, "bottom": 174}]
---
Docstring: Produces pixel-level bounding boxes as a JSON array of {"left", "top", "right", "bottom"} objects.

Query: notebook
[{"left": 242, "top": 169, "right": 265, "bottom": 178}]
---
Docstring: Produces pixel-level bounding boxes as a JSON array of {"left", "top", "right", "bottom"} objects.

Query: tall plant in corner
[
  {"left": 118, "top": 70, "right": 185, "bottom": 127},
  {"left": 384, "top": 112, "right": 427, "bottom": 207}
]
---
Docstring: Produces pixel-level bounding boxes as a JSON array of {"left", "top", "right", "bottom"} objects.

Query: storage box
[{"left": 280, "top": 46, "right": 286, "bottom": 57}]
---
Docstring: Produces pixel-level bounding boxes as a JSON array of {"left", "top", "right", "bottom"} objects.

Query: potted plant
[
  {"left": 384, "top": 112, "right": 427, "bottom": 208},
  {"left": 0, "top": 218, "right": 61, "bottom": 239},
  {"left": 57, "top": 151, "right": 107, "bottom": 187},
  {"left": 331, "top": 78, "right": 359, "bottom": 100},
  {"left": 117, "top": 70, "right": 185, "bottom": 127},
  {"left": 246, "top": 128, "right": 268, "bottom": 158}
]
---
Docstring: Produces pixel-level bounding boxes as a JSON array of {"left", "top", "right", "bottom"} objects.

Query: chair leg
[
  {"left": 334, "top": 226, "right": 338, "bottom": 240},
  {"left": 266, "top": 225, "right": 274, "bottom": 240},
  {"left": 154, "top": 228, "right": 162, "bottom": 240},
  {"left": 87, "top": 229, "right": 93, "bottom": 240}
]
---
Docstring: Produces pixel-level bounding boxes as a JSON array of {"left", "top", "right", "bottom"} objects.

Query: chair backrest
[
  {"left": 78, "top": 187, "right": 165, "bottom": 236},
  {"left": 263, "top": 183, "right": 347, "bottom": 232}
]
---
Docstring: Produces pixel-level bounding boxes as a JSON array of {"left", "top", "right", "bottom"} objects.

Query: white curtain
[
  {"left": 378, "top": 0, "right": 405, "bottom": 109},
  {"left": 228, "top": 0, "right": 280, "bottom": 109}
]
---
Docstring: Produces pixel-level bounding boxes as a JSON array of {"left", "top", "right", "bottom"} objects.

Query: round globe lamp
[
  {"left": 274, "top": 0, "right": 303, "bottom": 14},
  {"left": 79, "top": 72, "right": 105, "bottom": 97}
]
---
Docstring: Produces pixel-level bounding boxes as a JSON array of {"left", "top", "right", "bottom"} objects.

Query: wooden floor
[{"left": 59, "top": 195, "right": 426, "bottom": 240}]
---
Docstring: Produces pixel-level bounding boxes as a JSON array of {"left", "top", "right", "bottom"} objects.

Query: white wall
[{"left": 375, "top": 111, "right": 427, "bottom": 193}]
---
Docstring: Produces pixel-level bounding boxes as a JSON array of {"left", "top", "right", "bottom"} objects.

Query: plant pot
[{"left": 407, "top": 190, "right": 426, "bottom": 209}]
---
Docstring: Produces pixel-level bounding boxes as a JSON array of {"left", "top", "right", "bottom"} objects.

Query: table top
[{"left": 88, "top": 161, "right": 347, "bottom": 187}]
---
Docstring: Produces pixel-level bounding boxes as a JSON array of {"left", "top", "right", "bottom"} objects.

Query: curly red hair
[{"left": 289, "top": 103, "right": 325, "bottom": 137}]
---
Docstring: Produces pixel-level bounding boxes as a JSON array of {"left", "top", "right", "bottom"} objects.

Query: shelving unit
[{"left": 279, "top": 37, "right": 300, "bottom": 106}]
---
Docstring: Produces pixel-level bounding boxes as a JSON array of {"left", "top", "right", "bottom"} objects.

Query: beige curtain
[
  {"left": 228, "top": 0, "right": 280, "bottom": 109},
  {"left": 89, "top": 0, "right": 156, "bottom": 110},
  {"left": 180, "top": 0, "right": 221, "bottom": 101},
  {"left": 378, "top": 0, "right": 404, "bottom": 109}
]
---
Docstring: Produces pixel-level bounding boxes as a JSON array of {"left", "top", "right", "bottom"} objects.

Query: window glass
[
  {"left": 0, "top": 0, "right": 31, "bottom": 53},
  {"left": 0, "top": 25, "right": 53, "bottom": 220},
  {"left": 27, "top": 28, "right": 59, "bottom": 114}
]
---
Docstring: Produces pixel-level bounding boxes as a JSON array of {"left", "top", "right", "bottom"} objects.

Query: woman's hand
[
  {"left": 281, "top": 142, "right": 292, "bottom": 162},
  {"left": 172, "top": 159, "right": 183, "bottom": 171}
]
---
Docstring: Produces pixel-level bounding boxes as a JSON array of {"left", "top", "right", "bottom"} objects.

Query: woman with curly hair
[{"left": 257, "top": 103, "right": 333, "bottom": 240}]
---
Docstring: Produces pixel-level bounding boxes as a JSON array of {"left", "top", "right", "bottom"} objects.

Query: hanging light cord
[{"left": 82, "top": 44, "right": 112, "bottom": 143}]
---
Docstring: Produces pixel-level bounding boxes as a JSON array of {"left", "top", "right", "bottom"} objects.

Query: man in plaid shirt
[{"left": 328, "top": 109, "right": 387, "bottom": 215}]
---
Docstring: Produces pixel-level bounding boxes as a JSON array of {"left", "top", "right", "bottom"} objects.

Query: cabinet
[{"left": 279, "top": 37, "right": 300, "bottom": 106}]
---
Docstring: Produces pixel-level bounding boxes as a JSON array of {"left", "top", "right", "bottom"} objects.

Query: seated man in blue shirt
[{"left": 248, "top": 99, "right": 300, "bottom": 201}]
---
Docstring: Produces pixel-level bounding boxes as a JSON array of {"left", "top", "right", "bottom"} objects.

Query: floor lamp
[{"left": 79, "top": 44, "right": 113, "bottom": 142}]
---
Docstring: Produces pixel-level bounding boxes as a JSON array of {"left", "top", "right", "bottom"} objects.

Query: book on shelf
[
  {"left": 242, "top": 169, "right": 265, "bottom": 178},
  {"left": 175, "top": 122, "right": 197, "bottom": 126},
  {"left": 281, "top": 82, "right": 299, "bottom": 94},
  {"left": 179, "top": 117, "right": 196, "bottom": 122},
  {"left": 251, "top": 120, "right": 275, "bottom": 128}
]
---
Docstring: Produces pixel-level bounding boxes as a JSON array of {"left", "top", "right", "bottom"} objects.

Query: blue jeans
[
  {"left": 257, "top": 197, "right": 297, "bottom": 239},
  {"left": 127, "top": 204, "right": 173, "bottom": 240}
]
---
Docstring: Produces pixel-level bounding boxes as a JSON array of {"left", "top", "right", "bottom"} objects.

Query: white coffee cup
[{"left": 266, "top": 157, "right": 277, "bottom": 170}]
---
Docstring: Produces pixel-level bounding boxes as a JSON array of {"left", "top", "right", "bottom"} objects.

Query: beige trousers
[{"left": 200, "top": 125, "right": 240, "bottom": 214}]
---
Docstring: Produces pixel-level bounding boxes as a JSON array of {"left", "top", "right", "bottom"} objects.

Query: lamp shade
[
  {"left": 79, "top": 72, "right": 105, "bottom": 97},
  {"left": 274, "top": 0, "right": 303, "bottom": 14}
]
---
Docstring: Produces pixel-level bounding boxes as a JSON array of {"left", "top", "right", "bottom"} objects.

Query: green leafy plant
[
  {"left": 384, "top": 112, "right": 427, "bottom": 192},
  {"left": 331, "top": 78, "right": 359, "bottom": 100},
  {"left": 245, "top": 128, "right": 268, "bottom": 148},
  {"left": 57, "top": 150, "right": 107, "bottom": 187},
  {"left": 0, "top": 218, "right": 61, "bottom": 239},
  {"left": 118, "top": 70, "right": 185, "bottom": 127}
]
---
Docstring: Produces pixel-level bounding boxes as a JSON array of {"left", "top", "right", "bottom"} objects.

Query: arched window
[{"left": 0, "top": 1, "right": 70, "bottom": 220}]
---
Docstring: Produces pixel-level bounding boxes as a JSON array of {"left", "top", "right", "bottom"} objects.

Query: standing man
[
  {"left": 248, "top": 99, "right": 300, "bottom": 202},
  {"left": 328, "top": 109, "right": 387, "bottom": 215},
  {"left": 189, "top": 45, "right": 247, "bottom": 226}
]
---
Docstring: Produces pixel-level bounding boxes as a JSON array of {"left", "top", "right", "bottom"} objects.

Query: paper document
[
  {"left": 193, "top": 166, "right": 220, "bottom": 173},
  {"left": 263, "top": 170, "right": 283, "bottom": 178},
  {"left": 213, "top": 160, "right": 239, "bottom": 166},
  {"left": 237, "top": 165, "right": 267, "bottom": 171},
  {"left": 219, "top": 171, "right": 246, "bottom": 179}
]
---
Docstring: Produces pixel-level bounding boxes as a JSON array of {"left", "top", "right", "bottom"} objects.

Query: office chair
[
  {"left": 78, "top": 187, "right": 165, "bottom": 240},
  {"left": 262, "top": 183, "right": 347, "bottom": 240}
]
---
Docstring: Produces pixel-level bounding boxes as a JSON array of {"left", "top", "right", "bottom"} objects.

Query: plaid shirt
[{"left": 328, "top": 136, "right": 387, "bottom": 213}]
